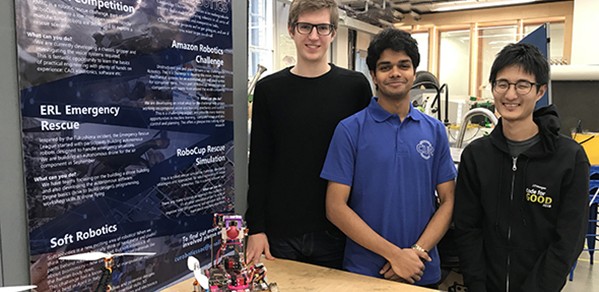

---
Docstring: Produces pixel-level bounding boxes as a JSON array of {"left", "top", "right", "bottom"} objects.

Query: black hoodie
[{"left": 454, "top": 105, "right": 590, "bottom": 292}]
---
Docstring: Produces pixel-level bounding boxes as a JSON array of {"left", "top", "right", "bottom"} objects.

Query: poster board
[
  {"left": 14, "top": 0, "right": 234, "bottom": 290},
  {"left": 518, "top": 23, "right": 551, "bottom": 109}
]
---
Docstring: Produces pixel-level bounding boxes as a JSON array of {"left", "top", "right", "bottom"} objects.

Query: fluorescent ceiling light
[
  {"left": 488, "top": 40, "right": 513, "bottom": 45},
  {"left": 432, "top": 0, "right": 537, "bottom": 12}
]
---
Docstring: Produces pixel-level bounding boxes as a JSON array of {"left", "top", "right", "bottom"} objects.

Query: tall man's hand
[{"left": 245, "top": 232, "right": 275, "bottom": 265}]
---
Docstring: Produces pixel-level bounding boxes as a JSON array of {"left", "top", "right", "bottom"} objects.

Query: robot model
[{"left": 190, "top": 213, "right": 278, "bottom": 292}]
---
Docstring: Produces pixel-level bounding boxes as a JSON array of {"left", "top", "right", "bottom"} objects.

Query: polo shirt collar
[{"left": 368, "top": 97, "right": 424, "bottom": 123}]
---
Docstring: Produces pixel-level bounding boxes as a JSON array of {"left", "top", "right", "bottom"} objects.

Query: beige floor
[
  {"left": 563, "top": 250, "right": 596, "bottom": 292},
  {"left": 437, "top": 249, "right": 597, "bottom": 291}
]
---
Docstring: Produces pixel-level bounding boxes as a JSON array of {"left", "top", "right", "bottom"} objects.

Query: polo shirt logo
[{"left": 416, "top": 140, "right": 434, "bottom": 160}]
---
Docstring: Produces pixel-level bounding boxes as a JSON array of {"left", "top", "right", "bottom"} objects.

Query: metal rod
[{"left": 455, "top": 107, "right": 498, "bottom": 148}]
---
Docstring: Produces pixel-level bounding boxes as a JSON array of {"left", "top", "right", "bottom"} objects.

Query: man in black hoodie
[{"left": 454, "top": 43, "right": 590, "bottom": 292}]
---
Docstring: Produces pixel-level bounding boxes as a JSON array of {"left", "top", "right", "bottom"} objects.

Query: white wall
[
  {"left": 233, "top": 0, "right": 249, "bottom": 232},
  {"left": 356, "top": 31, "right": 372, "bottom": 51},
  {"left": 333, "top": 26, "right": 349, "bottom": 68},
  {"left": 571, "top": 0, "right": 599, "bottom": 65},
  {"left": 0, "top": 0, "right": 30, "bottom": 286}
]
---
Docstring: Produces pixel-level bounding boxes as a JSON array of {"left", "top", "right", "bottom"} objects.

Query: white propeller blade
[
  {"left": 187, "top": 256, "right": 200, "bottom": 271},
  {"left": 194, "top": 270, "right": 209, "bottom": 289},
  {"left": 60, "top": 251, "right": 156, "bottom": 261},
  {"left": 111, "top": 252, "right": 156, "bottom": 258},
  {"left": 187, "top": 256, "right": 208, "bottom": 289},
  {"left": 60, "top": 251, "right": 112, "bottom": 261},
  {"left": 0, "top": 286, "right": 37, "bottom": 292}
]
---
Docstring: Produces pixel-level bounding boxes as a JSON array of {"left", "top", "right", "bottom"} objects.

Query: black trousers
[{"left": 268, "top": 229, "right": 346, "bottom": 269}]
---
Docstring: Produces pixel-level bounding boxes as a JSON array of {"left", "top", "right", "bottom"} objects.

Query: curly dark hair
[{"left": 366, "top": 28, "right": 420, "bottom": 72}]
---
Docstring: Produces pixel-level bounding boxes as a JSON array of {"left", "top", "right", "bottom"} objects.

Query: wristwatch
[{"left": 411, "top": 244, "right": 428, "bottom": 254}]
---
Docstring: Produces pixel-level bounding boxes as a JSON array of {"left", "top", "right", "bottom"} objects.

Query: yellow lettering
[{"left": 529, "top": 194, "right": 535, "bottom": 202}]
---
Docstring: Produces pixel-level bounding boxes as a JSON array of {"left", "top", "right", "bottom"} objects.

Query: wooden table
[{"left": 162, "top": 258, "right": 440, "bottom": 292}]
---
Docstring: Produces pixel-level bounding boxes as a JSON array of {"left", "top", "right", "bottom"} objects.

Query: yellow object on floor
[{"left": 573, "top": 133, "right": 599, "bottom": 165}]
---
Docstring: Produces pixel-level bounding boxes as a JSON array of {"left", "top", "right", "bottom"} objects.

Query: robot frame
[{"left": 188, "top": 213, "right": 278, "bottom": 292}]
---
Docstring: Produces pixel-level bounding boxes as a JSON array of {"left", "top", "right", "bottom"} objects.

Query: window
[
  {"left": 248, "top": 0, "right": 273, "bottom": 79},
  {"left": 439, "top": 30, "right": 470, "bottom": 100},
  {"left": 525, "top": 22, "right": 565, "bottom": 64},
  {"left": 479, "top": 25, "right": 518, "bottom": 99},
  {"left": 412, "top": 32, "right": 429, "bottom": 72}
]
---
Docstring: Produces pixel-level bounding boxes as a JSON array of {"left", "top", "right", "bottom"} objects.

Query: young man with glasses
[
  {"left": 321, "top": 28, "right": 456, "bottom": 288},
  {"left": 245, "top": 0, "right": 371, "bottom": 268},
  {"left": 454, "top": 43, "right": 590, "bottom": 292}
]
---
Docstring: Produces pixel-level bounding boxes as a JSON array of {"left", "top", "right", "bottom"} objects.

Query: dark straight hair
[{"left": 489, "top": 43, "right": 549, "bottom": 88}]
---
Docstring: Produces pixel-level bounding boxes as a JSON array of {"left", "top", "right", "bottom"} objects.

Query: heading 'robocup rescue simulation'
[{"left": 176, "top": 145, "right": 226, "bottom": 157}]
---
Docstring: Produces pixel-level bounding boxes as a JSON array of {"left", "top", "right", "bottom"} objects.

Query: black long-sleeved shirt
[{"left": 246, "top": 64, "right": 372, "bottom": 238}]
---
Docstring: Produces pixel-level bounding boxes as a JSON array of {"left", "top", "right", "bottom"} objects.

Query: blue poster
[
  {"left": 519, "top": 23, "right": 551, "bottom": 108},
  {"left": 14, "top": 0, "right": 233, "bottom": 291}
]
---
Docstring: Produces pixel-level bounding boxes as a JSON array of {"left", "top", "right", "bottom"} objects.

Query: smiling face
[
  {"left": 288, "top": 8, "right": 335, "bottom": 65},
  {"left": 493, "top": 64, "right": 546, "bottom": 124},
  {"left": 371, "top": 49, "right": 415, "bottom": 102}
]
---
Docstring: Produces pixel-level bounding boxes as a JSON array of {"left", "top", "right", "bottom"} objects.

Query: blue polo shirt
[{"left": 321, "top": 97, "right": 456, "bottom": 285}]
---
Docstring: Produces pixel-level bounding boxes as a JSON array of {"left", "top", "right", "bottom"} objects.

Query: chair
[{"left": 569, "top": 165, "right": 599, "bottom": 281}]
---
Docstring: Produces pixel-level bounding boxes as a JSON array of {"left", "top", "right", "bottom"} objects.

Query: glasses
[
  {"left": 492, "top": 80, "right": 541, "bottom": 95},
  {"left": 294, "top": 22, "right": 335, "bottom": 36}
]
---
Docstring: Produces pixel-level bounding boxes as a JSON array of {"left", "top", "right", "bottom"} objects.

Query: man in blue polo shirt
[{"left": 321, "top": 28, "right": 456, "bottom": 288}]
